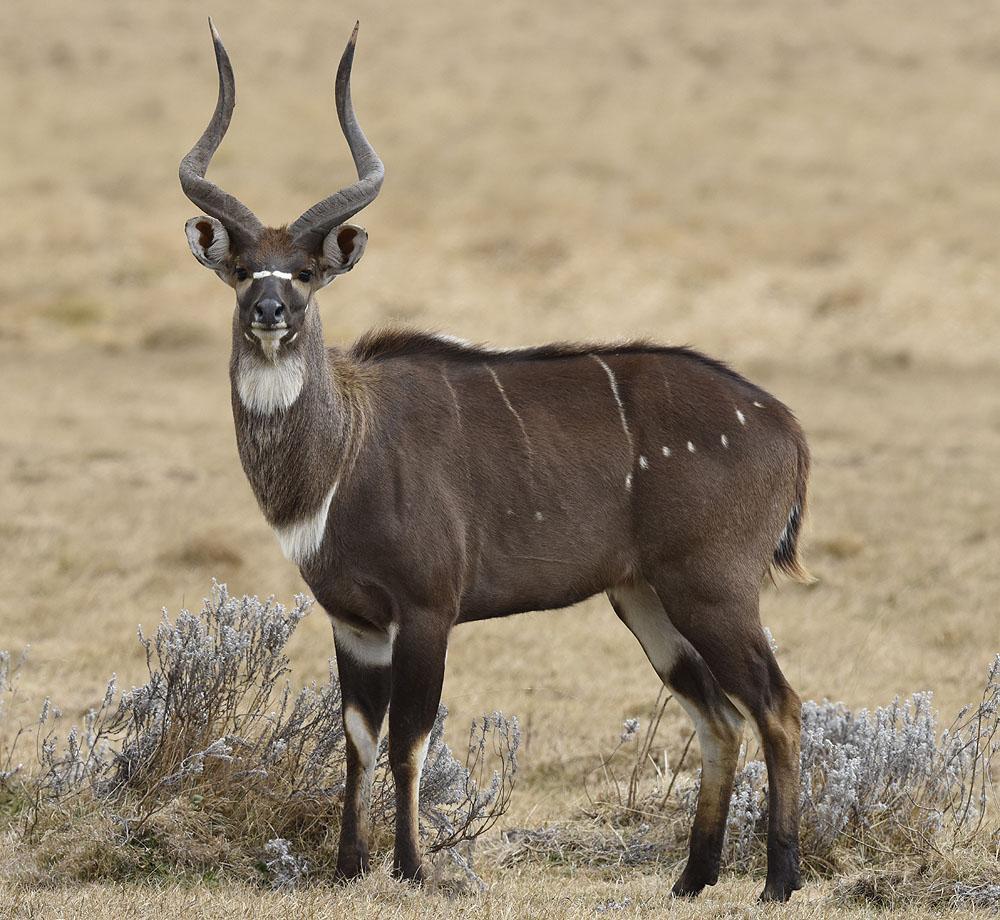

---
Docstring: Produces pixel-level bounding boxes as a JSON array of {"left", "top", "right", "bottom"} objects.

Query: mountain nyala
[{"left": 179, "top": 20, "right": 810, "bottom": 902}]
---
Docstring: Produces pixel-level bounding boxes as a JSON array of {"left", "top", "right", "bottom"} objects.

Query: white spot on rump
[
  {"left": 272, "top": 481, "right": 338, "bottom": 565},
  {"left": 753, "top": 400, "right": 764, "bottom": 408},
  {"left": 639, "top": 455, "right": 649, "bottom": 470},
  {"left": 237, "top": 351, "right": 305, "bottom": 415},
  {"left": 736, "top": 408, "right": 746, "bottom": 425},
  {"left": 687, "top": 441, "right": 696, "bottom": 452},
  {"left": 662, "top": 446, "right": 671, "bottom": 457},
  {"left": 721, "top": 434, "right": 729, "bottom": 448},
  {"left": 334, "top": 622, "right": 398, "bottom": 669}
]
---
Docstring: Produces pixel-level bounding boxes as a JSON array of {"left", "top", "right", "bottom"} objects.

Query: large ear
[
  {"left": 185, "top": 216, "right": 232, "bottom": 271},
  {"left": 319, "top": 224, "right": 368, "bottom": 284}
]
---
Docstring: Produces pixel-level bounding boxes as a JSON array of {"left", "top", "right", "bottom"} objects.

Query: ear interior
[
  {"left": 185, "top": 216, "right": 231, "bottom": 270},
  {"left": 321, "top": 223, "right": 368, "bottom": 276}
]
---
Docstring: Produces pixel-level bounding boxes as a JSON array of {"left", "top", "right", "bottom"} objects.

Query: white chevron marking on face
[{"left": 253, "top": 269, "right": 293, "bottom": 280}]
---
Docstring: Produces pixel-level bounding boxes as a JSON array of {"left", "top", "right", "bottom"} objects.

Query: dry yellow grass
[
  {"left": 0, "top": 872, "right": 983, "bottom": 920},
  {"left": 1, "top": 0, "right": 998, "bottom": 913}
]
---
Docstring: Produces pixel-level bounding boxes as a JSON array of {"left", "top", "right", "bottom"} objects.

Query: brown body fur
[{"left": 181, "top": 22, "right": 808, "bottom": 903}]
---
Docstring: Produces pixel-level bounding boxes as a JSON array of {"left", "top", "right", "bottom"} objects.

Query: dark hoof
[
  {"left": 671, "top": 865, "right": 717, "bottom": 898},
  {"left": 759, "top": 876, "right": 802, "bottom": 903},
  {"left": 391, "top": 858, "right": 426, "bottom": 885},
  {"left": 334, "top": 848, "right": 369, "bottom": 882}
]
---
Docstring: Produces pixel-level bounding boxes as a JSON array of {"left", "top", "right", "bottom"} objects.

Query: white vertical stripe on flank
[
  {"left": 487, "top": 366, "right": 533, "bottom": 454},
  {"left": 592, "top": 356, "right": 635, "bottom": 489},
  {"left": 721, "top": 434, "right": 729, "bottom": 448},
  {"left": 736, "top": 408, "right": 746, "bottom": 425},
  {"left": 592, "top": 356, "right": 633, "bottom": 451},
  {"left": 440, "top": 369, "right": 463, "bottom": 429}
]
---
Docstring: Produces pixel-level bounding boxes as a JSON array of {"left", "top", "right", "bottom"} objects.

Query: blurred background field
[{"left": 1, "top": 0, "right": 998, "bottom": 914}]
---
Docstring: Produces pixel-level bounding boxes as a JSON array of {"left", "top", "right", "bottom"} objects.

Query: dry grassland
[{"left": 1, "top": 0, "right": 997, "bottom": 915}]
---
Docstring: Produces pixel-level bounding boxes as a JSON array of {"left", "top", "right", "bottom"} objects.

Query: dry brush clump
[
  {"left": 0, "top": 582, "right": 519, "bottom": 888},
  {"left": 498, "top": 655, "right": 999, "bottom": 911}
]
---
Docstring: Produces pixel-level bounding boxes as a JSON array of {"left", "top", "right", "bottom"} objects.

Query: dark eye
[
  {"left": 297, "top": 269, "right": 313, "bottom": 283},
  {"left": 234, "top": 267, "right": 249, "bottom": 282}
]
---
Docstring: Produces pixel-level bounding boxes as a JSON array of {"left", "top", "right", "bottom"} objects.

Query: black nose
[{"left": 253, "top": 298, "right": 286, "bottom": 326}]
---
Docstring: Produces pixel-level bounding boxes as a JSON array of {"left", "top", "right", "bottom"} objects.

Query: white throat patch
[
  {"left": 272, "top": 480, "right": 338, "bottom": 565},
  {"left": 237, "top": 351, "right": 305, "bottom": 415}
]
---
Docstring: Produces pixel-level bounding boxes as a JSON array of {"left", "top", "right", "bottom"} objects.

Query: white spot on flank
[
  {"left": 237, "top": 351, "right": 305, "bottom": 415},
  {"left": 487, "top": 366, "right": 532, "bottom": 454},
  {"left": 334, "top": 621, "right": 397, "bottom": 669},
  {"left": 662, "top": 446, "right": 671, "bottom": 457},
  {"left": 625, "top": 472, "right": 633, "bottom": 490},
  {"left": 753, "top": 400, "right": 764, "bottom": 408},
  {"left": 736, "top": 409, "right": 746, "bottom": 425},
  {"left": 721, "top": 434, "right": 729, "bottom": 448},
  {"left": 272, "top": 480, "right": 338, "bottom": 565},
  {"left": 534, "top": 511, "right": 544, "bottom": 522},
  {"left": 592, "top": 356, "right": 634, "bottom": 454},
  {"left": 687, "top": 441, "right": 696, "bottom": 452},
  {"left": 252, "top": 269, "right": 293, "bottom": 280},
  {"left": 639, "top": 455, "right": 649, "bottom": 470}
]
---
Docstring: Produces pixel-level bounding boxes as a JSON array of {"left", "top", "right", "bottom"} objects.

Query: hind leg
[
  {"left": 649, "top": 572, "right": 802, "bottom": 903},
  {"left": 607, "top": 579, "right": 744, "bottom": 897}
]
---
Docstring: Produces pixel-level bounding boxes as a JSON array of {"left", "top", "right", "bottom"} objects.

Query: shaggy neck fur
[{"left": 229, "top": 302, "right": 368, "bottom": 557}]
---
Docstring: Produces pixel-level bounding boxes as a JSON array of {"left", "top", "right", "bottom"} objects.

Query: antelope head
[{"left": 179, "top": 20, "right": 383, "bottom": 360}]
